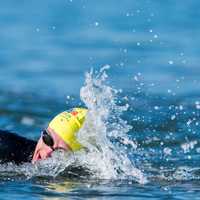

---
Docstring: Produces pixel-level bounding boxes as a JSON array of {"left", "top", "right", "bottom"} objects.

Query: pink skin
[{"left": 32, "top": 127, "right": 71, "bottom": 163}]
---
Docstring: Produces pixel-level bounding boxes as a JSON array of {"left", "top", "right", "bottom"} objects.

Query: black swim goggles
[{"left": 41, "top": 130, "right": 54, "bottom": 149}]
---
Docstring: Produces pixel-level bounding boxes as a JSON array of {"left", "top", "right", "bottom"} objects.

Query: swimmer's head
[
  {"left": 48, "top": 108, "right": 88, "bottom": 151},
  {"left": 32, "top": 108, "right": 87, "bottom": 163}
]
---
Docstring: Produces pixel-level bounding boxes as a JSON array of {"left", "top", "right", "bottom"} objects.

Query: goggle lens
[{"left": 42, "top": 130, "right": 54, "bottom": 148}]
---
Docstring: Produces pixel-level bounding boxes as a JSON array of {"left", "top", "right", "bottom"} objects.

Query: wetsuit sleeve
[{"left": 0, "top": 130, "right": 37, "bottom": 164}]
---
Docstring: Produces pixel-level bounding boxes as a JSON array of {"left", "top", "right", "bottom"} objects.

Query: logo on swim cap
[{"left": 48, "top": 107, "right": 87, "bottom": 151}]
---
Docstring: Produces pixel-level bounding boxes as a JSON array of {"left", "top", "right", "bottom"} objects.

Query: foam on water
[
  {"left": 77, "top": 66, "right": 147, "bottom": 184},
  {"left": 0, "top": 150, "right": 75, "bottom": 180}
]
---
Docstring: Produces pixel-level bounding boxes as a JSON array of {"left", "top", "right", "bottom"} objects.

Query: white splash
[
  {"left": 76, "top": 67, "right": 147, "bottom": 184},
  {"left": 181, "top": 141, "right": 197, "bottom": 153}
]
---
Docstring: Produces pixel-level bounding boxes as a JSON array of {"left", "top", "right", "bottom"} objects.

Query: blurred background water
[{"left": 1, "top": 0, "right": 200, "bottom": 199}]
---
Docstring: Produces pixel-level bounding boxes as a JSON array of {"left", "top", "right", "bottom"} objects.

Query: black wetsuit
[{"left": 0, "top": 130, "right": 37, "bottom": 164}]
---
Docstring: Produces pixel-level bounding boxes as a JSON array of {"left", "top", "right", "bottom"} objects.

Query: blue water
[{"left": 1, "top": 0, "right": 200, "bottom": 199}]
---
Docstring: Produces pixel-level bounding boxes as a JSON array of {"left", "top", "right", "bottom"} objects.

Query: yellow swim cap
[{"left": 49, "top": 107, "right": 87, "bottom": 151}]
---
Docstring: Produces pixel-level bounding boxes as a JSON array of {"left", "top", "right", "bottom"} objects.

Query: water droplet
[
  {"left": 154, "top": 34, "right": 158, "bottom": 38},
  {"left": 134, "top": 76, "right": 139, "bottom": 81},
  {"left": 154, "top": 106, "right": 159, "bottom": 110},
  {"left": 123, "top": 49, "right": 127, "bottom": 53},
  {"left": 94, "top": 22, "right": 99, "bottom": 26},
  {"left": 164, "top": 147, "right": 172, "bottom": 155},
  {"left": 196, "top": 105, "right": 200, "bottom": 109},
  {"left": 167, "top": 89, "right": 172, "bottom": 93},
  {"left": 171, "top": 115, "right": 176, "bottom": 120},
  {"left": 179, "top": 105, "right": 183, "bottom": 110}
]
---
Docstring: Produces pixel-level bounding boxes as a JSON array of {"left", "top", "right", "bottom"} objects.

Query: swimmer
[{"left": 0, "top": 107, "right": 87, "bottom": 164}]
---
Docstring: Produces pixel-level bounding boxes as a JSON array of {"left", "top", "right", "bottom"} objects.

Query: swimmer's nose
[
  {"left": 39, "top": 147, "right": 53, "bottom": 160},
  {"left": 32, "top": 145, "right": 53, "bottom": 163}
]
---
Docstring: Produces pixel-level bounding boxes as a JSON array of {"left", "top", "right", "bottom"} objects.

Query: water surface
[{"left": 0, "top": 0, "right": 200, "bottom": 199}]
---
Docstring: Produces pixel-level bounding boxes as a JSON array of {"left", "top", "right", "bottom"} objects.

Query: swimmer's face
[{"left": 32, "top": 127, "right": 70, "bottom": 163}]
